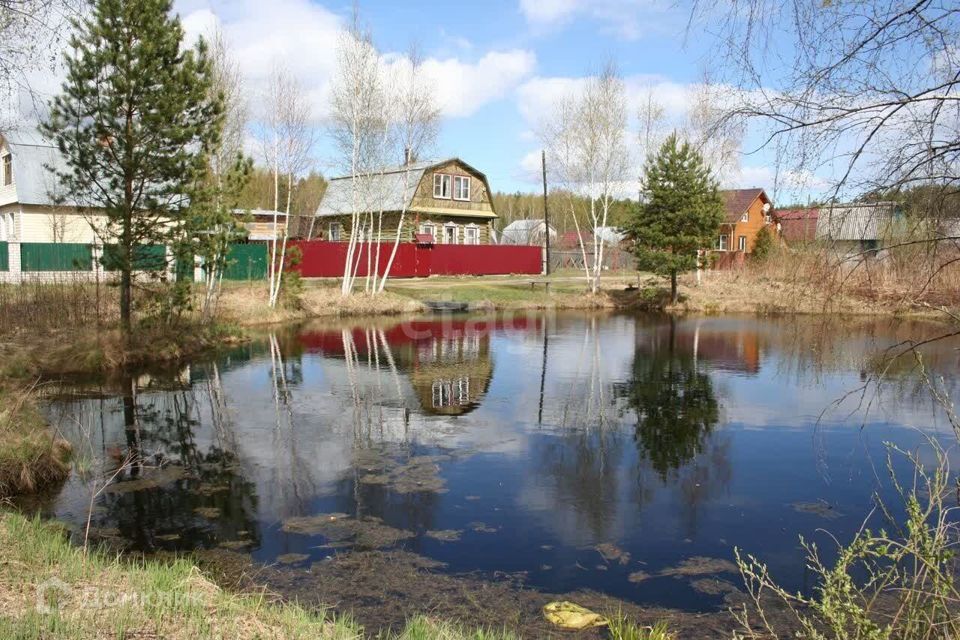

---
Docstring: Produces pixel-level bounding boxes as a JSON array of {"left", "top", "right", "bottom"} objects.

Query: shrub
[{"left": 733, "top": 439, "right": 960, "bottom": 640}]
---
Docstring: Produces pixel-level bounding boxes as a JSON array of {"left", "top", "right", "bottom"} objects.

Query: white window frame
[
  {"left": 738, "top": 235, "right": 747, "bottom": 251},
  {"left": 419, "top": 223, "right": 437, "bottom": 241},
  {"left": 328, "top": 221, "right": 342, "bottom": 242},
  {"left": 433, "top": 173, "right": 451, "bottom": 199},
  {"left": 1, "top": 155, "right": 11, "bottom": 187},
  {"left": 443, "top": 223, "right": 459, "bottom": 244},
  {"left": 453, "top": 175, "right": 470, "bottom": 201},
  {"left": 718, "top": 234, "right": 728, "bottom": 251},
  {"left": 740, "top": 211, "right": 749, "bottom": 222},
  {"left": 464, "top": 225, "right": 479, "bottom": 245}
]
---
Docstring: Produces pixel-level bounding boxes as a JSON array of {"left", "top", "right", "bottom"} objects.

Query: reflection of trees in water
[
  {"left": 556, "top": 315, "right": 612, "bottom": 430},
  {"left": 620, "top": 318, "right": 720, "bottom": 480},
  {"left": 535, "top": 429, "right": 626, "bottom": 541},
  {"left": 87, "top": 373, "right": 260, "bottom": 551}
]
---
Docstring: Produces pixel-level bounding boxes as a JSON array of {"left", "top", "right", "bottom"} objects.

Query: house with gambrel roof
[
  {"left": 314, "top": 158, "right": 498, "bottom": 245},
  {"left": 715, "top": 188, "right": 776, "bottom": 253}
]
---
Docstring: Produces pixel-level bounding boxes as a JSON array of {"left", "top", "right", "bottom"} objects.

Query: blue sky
[{"left": 173, "top": 0, "right": 802, "bottom": 199}]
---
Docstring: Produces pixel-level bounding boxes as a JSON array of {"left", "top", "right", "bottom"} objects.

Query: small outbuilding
[{"left": 499, "top": 219, "right": 556, "bottom": 245}]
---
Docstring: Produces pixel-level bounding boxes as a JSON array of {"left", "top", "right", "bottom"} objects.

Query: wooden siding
[
  {"left": 720, "top": 195, "right": 772, "bottom": 253},
  {"left": 320, "top": 212, "right": 494, "bottom": 245},
  {"left": 410, "top": 160, "right": 496, "bottom": 217}
]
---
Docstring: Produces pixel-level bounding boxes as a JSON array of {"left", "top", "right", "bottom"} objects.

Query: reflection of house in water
[
  {"left": 297, "top": 317, "right": 542, "bottom": 416},
  {"left": 636, "top": 318, "right": 764, "bottom": 375},
  {"left": 410, "top": 328, "right": 491, "bottom": 415}
]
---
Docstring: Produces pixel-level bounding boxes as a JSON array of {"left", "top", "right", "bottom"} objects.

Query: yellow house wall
[{"left": 15, "top": 206, "right": 107, "bottom": 243}]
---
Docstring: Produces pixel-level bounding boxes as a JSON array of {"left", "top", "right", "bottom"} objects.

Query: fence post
[{"left": 8, "top": 241, "right": 21, "bottom": 284}]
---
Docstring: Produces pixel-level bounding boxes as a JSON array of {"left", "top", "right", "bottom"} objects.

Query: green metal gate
[
  {"left": 0, "top": 242, "right": 7, "bottom": 271},
  {"left": 101, "top": 244, "right": 167, "bottom": 272},
  {"left": 222, "top": 244, "right": 268, "bottom": 280},
  {"left": 20, "top": 243, "right": 92, "bottom": 272}
]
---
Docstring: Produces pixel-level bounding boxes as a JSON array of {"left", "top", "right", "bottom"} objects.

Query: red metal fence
[{"left": 290, "top": 241, "right": 543, "bottom": 278}]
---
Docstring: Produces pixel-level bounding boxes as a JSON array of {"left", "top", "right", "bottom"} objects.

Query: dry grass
[
  {"left": 669, "top": 245, "right": 960, "bottom": 318},
  {"left": 0, "top": 385, "right": 71, "bottom": 498}
]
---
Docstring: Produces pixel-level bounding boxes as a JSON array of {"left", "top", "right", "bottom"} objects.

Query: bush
[
  {"left": 733, "top": 438, "right": 960, "bottom": 640},
  {"left": 752, "top": 225, "right": 774, "bottom": 261}
]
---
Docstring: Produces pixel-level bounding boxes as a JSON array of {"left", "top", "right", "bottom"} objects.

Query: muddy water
[{"left": 39, "top": 312, "right": 960, "bottom": 625}]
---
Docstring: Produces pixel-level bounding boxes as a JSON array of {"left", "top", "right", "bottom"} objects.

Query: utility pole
[{"left": 541, "top": 149, "right": 551, "bottom": 275}]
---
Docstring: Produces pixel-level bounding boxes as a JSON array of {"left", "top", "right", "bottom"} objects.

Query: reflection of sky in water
[{"left": 42, "top": 313, "right": 960, "bottom": 611}]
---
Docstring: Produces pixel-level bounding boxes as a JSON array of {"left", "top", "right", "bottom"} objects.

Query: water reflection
[
  {"left": 620, "top": 317, "right": 720, "bottom": 479},
  {"left": 40, "top": 312, "right": 960, "bottom": 610}
]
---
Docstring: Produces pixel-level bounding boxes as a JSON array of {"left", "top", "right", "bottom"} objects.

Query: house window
[
  {"left": 740, "top": 211, "right": 749, "bottom": 223},
  {"left": 464, "top": 226, "right": 479, "bottom": 245},
  {"left": 419, "top": 223, "right": 437, "bottom": 241},
  {"left": 2, "top": 155, "right": 11, "bottom": 186},
  {"left": 444, "top": 224, "right": 458, "bottom": 244},
  {"left": 453, "top": 175, "right": 470, "bottom": 201},
  {"left": 717, "top": 234, "right": 728, "bottom": 251},
  {"left": 433, "top": 173, "right": 451, "bottom": 199},
  {"left": 738, "top": 235, "right": 747, "bottom": 251},
  {"left": 456, "top": 377, "right": 470, "bottom": 403},
  {"left": 328, "top": 222, "right": 342, "bottom": 242}
]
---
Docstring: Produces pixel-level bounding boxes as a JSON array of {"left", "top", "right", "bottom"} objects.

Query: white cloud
[
  {"left": 519, "top": 0, "right": 672, "bottom": 40},
  {"left": 409, "top": 50, "right": 537, "bottom": 119},
  {"left": 176, "top": 0, "right": 536, "bottom": 125}
]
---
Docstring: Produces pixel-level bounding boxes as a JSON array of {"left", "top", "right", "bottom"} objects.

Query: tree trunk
[{"left": 670, "top": 270, "right": 678, "bottom": 304}]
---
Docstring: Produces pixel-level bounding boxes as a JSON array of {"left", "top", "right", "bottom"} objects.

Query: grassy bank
[
  {"left": 0, "top": 386, "right": 71, "bottom": 498},
  {"left": 0, "top": 511, "right": 675, "bottom": 639}
]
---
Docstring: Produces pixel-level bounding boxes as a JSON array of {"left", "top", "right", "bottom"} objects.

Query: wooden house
[
  {"left": 716, "top": 188, "right": 775, "bottom": 253},
  {"left": 313, "top": 158, "right": 498, "bottom": 245}
]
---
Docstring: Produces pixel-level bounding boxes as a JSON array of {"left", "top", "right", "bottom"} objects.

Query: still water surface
[{"left": 42, "top": 312, "right": 960, "bottom": 611}]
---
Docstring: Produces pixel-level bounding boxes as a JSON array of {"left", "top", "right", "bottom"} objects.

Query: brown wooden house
[
  {"left": 716, "top": 188, "right": 775, "bottom": 253},
  {"left": 313, "top": 158, "right": 498, "bottom": 245}
]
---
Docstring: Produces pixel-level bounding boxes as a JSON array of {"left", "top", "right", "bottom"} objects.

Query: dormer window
[
  {"left": 453, "top": 175, "right": 470, "bottom": 201},
  {"left": 433, "top": 173, "right": 451, "bottom": 199},
  {"left": 2, "top": 155, "right": 11, "bottom": 186}
]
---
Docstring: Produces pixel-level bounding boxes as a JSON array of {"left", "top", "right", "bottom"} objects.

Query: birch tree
[
  {"left": 329, "top": 18, "right": 390, "bottom": 296},
  {"left": 376, "top": 46, "right": 440, "bottom": 293},
  {"left": 0, "top": 0, "right": 78, "bottom": 125},
  {"left": 542, "top": 63, "right": 630, "bottom": 293},
  {"left": 683, "top": 78, "right": 742, "bottom": 186},
  {"left": 199, "top": 28, "right": 249, "bottom": 320},
  {"left": 259, "top": 65, "right": 315, "bottom": 308},
  {"left": 637, "top": 87, "right": 666, "bottom": 164}
]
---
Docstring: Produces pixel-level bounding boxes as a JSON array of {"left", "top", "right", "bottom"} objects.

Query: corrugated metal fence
[
  {"left": 20, "top": 243, "right": 93, "bottom": 272},
  {"left": 291, "top": 241, "right": 543, "bottom": 278}
]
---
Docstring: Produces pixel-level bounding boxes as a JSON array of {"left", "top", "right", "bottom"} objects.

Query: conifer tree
[
  {"left": 628, "top": 134, "right": 723, "bottom": 303},
  {"left": 42, "top": 0, "right": 223, "bottom": 335}
]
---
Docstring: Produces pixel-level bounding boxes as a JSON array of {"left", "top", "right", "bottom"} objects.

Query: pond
[{"left": 37, "top": 311, "right": 960, "bottom": 623}]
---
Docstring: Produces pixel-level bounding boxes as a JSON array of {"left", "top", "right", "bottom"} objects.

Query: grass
[
  {"left": 0, "top": 385, "right": 71, "bottom": 498},
  {"left": 607, "top": 615, "right": 675, "bottom": 640},
  {"left": 0, "top": 511, "right": 362, "bottom": 639},
  {"left": 1, "top": 511, "right": 620, "bottom": 640}
]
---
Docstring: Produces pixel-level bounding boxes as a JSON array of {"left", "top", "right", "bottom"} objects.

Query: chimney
[{"left": 403, "top": 147, "right": 415, "bottom": 165}]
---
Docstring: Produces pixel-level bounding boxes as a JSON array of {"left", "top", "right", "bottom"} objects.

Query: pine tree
[
  {"left": 42, "top": 0, "right": 223, "bottom": 335},
  {"left": 628, "top": 134, "right": 724, "bottom": 303}
]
